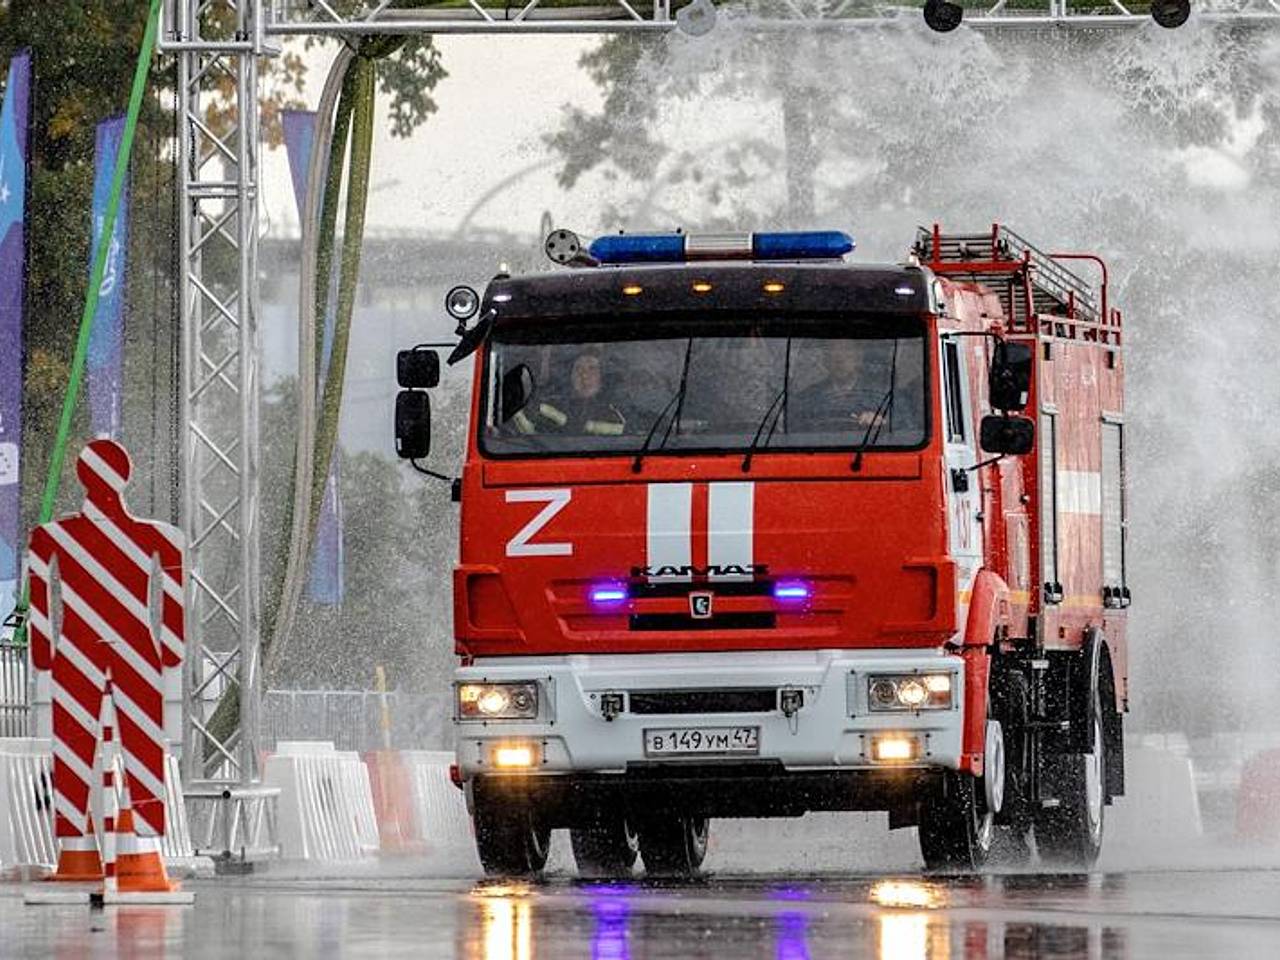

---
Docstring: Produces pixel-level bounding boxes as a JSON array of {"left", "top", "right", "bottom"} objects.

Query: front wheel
[
  {"left": 919, "top": 771, "right": 994, "bottom": 871},
  {"left": 571, "top": 816, "right": 639, "bottom": 879},
  {"left": 473, "top": 792, "right": 551, "bottom": 878},
  {"left": 638, "top": 816, "right": 709, "bottom": 878}
]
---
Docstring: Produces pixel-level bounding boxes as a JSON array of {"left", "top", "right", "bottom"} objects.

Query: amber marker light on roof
[
  {"left": 692, "top": 281, "right": 713, "bottom": 293},
  {"left": 622, "top": 284, "right": 643, "bottom": 296},
  {"left": 763, "top": 281, "right": 786, "bottom": 294}
]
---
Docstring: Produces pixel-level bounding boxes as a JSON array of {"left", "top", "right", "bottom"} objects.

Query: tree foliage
[{"left": 0, "top": 0, "right": 446, "bottom": 531}]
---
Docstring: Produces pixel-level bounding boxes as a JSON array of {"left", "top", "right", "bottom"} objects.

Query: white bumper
[{"left": 454, "top": 648, "right": 966, "bottom": 777}]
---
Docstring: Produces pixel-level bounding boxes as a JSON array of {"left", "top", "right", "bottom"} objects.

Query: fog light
[
  {"left": 872, "top": 735, "right": 919, "bottom": 762},
  {"left": 493, "top": 743, "right": 539, "bottom": 769}
]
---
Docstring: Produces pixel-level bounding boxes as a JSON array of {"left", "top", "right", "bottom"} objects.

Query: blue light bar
[
  {"left": 588, "top": 230, "right": 855, "bottom": 265},
  {"left": 589, "top": 233, "right": 685, "bottom": 264},
  {"left": 773, "top": 581, "right": 811, "bottom": 601},
  {"left": 590, "top": 584, "right": 628, "bottom": 605},
  {"left": 753, "top": 231, "right": 855, "bottom": 261}
]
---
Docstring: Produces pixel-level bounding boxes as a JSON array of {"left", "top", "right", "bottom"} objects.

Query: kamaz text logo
[{"left": 630, "top": 563, "right": 767, "bottom": 580}]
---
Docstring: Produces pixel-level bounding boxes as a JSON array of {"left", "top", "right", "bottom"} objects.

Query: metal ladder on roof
[{"left": 913, "top": 225, "right": 1100, "bottom": 326}]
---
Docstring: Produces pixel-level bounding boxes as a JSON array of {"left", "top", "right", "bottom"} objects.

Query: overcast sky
[{"left": 260, "top": 36, "right": 608, "bottom": 241}]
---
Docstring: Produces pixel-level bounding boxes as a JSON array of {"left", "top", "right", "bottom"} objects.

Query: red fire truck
[{"left": 394, "top": 224, "right": 1130, "bottom": 877}]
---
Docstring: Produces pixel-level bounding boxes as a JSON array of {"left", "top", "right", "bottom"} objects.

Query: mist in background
[{"left": 254, "top": 18, "right": 1280, "bottom": 754}]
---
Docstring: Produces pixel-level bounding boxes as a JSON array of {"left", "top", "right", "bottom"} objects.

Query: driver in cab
[{"left": 512, "top": 347, "right": 628, "bottom": 438}]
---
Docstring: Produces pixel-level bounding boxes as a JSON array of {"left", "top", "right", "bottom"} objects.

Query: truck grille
[
  {"left": 628, "top": 613, "right": 775, "bottom": 632},
  {"left": 628, "top": 688, "right": 778, "bottom": 715}
]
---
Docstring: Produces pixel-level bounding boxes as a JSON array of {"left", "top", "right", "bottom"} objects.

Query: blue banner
[
  {"left": 87, "top": 116, "right": 130, "bottom": 440},
  {"left": 0, "top": 51, "right": 30, "bottom": 623},
  {"left": 283, "top": 109, "right": 344, "bottom": 606}
]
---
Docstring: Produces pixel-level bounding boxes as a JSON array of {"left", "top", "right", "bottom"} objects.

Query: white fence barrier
[
  {"left": 1107, "top": 741, "right": 1204, "bottom": 843},
  {"left": 0, "top": 738, "right": 195, "bottom": 875},
  {"left": 265, "top": 741, "right": 379, "bottom": 861},
  {"left": 0, "top": 644, "right": 29, "bottom": 739},
  {"left": 403, "top": 750, "right": 472, "bottom": 848},
  {"left": 0, "top": 738, "right": 56, "bottom": 873}
]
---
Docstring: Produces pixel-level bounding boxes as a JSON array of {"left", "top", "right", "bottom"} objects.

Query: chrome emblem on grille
[{"left": 689, "top": 591, "right": 713, "bottom": 619}]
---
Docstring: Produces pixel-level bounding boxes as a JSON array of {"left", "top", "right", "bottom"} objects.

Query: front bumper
[{"left": 454, "top": 648, "right": 966, "bottom": 785}]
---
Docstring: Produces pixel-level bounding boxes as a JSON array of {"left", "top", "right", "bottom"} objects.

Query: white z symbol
[{"left": 505, "top": 489, "right": 573, "bottom": 557}]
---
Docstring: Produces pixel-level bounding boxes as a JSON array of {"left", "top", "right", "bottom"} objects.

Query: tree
[{"left": 0, "top": 0, "right": 446, "bottom": 529}]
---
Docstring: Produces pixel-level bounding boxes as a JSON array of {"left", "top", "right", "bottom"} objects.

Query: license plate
[{"left": 643, "top": 726, "right": 760, "bottom": 757}]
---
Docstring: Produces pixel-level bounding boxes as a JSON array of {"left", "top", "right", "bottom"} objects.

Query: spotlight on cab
[
  {"left": 1150, "top": 0, "right": 1190, "bottom": 27},
  {"left": 923, "top": 0, "right": 963, "bottom": 33}
]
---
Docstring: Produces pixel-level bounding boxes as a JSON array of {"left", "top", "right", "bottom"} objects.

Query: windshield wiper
[
  {"left": 741, "top": 338, "right": 792, "bottom": 473},
  {"left": 851, "top": 340, "right": 900, "bottom": 473},
  {"left": 632, "top": 338, "right": 694, "bottom": 473}
]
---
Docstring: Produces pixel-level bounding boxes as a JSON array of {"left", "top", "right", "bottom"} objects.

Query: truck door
[{"left": 941, "top": 337, "right": 983, "bottom": 624}]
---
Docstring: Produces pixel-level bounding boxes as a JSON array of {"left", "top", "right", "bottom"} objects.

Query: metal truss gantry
[{"left": 168, "top": 0, "right": 1280, "bottom": 856}]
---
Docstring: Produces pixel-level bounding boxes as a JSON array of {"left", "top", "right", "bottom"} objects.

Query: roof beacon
[{"left": 589, "top": 230, "right": 855, "bottom": 266}]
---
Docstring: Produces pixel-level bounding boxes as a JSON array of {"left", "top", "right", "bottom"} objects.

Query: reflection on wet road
[{"left": 5, "top": 870, "right": 1280, "bottom": 958}]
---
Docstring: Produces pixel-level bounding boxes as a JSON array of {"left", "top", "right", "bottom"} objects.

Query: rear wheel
[
  {"left": 639, "top": 816, "right": 709, "bottom": 878},
  {"left": 1036, "top": 708, "right": 1106, "bottom": 867},
  {"left": 472, "top": 793, "right": 551, "bottom": 879},
  {"left": 570, "top": 816, "right": 639, "bottom": 879}
]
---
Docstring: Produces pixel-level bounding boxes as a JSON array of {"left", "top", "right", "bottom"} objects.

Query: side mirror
[
  {"left": 499, "top": 363, "right": 535, "bottom": 423},
  {"left": 395, "top": 390, "right": 431, "bottom": 459},
  {"left": 989, "top": 340, "right": 1033, "bottom": 412},
  {"left": 397, "top": 348, "right": 440, "bottom": 389},
  {"left": 980, "top": 414, "right": 1034, "bottom": 456}
]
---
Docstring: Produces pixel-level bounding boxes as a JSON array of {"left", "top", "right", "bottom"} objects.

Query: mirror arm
[
  {"left": 968, "top": 453, "right": 1005, "bottom": 472},
  {"left": 410, "top": 459, "right": 452, "bottom": 484}
]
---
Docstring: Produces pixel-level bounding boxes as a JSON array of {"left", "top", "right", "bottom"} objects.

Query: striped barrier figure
[{"left": 24, "top": 440, "right": 185, "bottom": 885}]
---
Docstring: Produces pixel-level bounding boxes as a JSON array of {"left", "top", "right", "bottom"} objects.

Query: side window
[
  {"left": 1039, "top": 410, "right": 1060, "bottom": 598},
  {"left": 1102, "top": 420, "right": 1127, "bottom": 592},
  {"left": 943, "top": 341, "right": 966, "bottom": 443}
]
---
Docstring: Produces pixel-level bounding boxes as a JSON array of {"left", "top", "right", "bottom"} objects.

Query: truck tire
[
  {"left": 991, "top": 669, "right": 1034, "bottom": 865},
  {"left": 918, "top": 770, "right": 994, "bottom": 871},
  {"left": 1036, "top": 704, "right": 1106, "bottom": 867},
  {"left": 638, "top": 816, "right": 709, "bottom": 878},
  {"left": 472, "top": 795, "right": 551, "bottom": 878},
  {"left": 570, "top": 817, "right": 639, "bottom": 878}
]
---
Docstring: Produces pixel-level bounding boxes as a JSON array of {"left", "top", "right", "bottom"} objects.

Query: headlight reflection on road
[
  {"left": 870, "top": 880, "right": 949, "bottom": 960},
  {"left": 474, "top": 885, "right": 533, "bottom": 960}
]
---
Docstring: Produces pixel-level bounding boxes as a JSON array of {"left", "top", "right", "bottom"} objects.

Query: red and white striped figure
[{"left": 25, "top": 439, "right": 185, "bottom": 849}]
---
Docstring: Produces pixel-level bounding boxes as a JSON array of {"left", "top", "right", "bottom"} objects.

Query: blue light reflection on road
[{"left": 590, "top": 885, "right": 636, "bottom": 960}]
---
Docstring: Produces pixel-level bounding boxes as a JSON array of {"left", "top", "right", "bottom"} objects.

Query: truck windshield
[{"left": 481, "top": 315, "right": 927, "bottom": 458}]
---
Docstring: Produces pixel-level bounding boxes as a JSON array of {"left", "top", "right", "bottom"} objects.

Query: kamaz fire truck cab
[{"left": 395, "top": 225, "right": 1130, "bottom": 877}]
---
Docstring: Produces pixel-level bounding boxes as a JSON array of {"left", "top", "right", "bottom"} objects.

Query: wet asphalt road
[{"left": 5, "top": 866, "right": 1280, "bottom": 958}]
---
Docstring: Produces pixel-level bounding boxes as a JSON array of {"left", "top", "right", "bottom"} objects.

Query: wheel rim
[
  {"left": 984, "top": 720, "right": 1005, "bottom": 816},
  {"left": 688, "top": 818, "right": 709, "bottom": 860},
  {"left": 1084, "top": 715, "right": 1105, "bottom": 842}
]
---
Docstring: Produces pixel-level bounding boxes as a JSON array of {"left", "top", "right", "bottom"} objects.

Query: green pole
[
  {"left": 13, "top": 0, "right": 162, "bottom": 643},
  {"left": 38, "top": 0, "right": 163, "bottom": 523}
]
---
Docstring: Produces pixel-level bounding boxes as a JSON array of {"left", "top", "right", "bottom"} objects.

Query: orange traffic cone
[
  {"left": 50, "top": 819, "right": 104, "bottom": 882},
  {"left": 113, "top": 807, "right": 178, "bottom": 894}
]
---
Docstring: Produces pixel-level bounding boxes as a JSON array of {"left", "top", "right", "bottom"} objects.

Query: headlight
[
  {"left": 867, "top": 673, "right": 954, "bottom": 712},
  {"left": 457, "top": 682, "right": 539, "bottom": 720}
]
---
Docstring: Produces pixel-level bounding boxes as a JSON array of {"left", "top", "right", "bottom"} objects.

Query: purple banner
[
  {"left": 283, "top": 109, "right": 344, "bottom": 606},
  {"left": 0, "top": 51, "right": 30, "bottom": 623},
  {"left": 86, "top": 116, "right": 130, "bottom": 440}
]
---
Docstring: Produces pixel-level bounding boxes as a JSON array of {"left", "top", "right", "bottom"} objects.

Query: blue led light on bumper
[
  {"left": 588, "top": 230, "right": 855, "bottom": 265},
  {"left": 590, "top": 584, "right": 628, "bottom": 605},
  {"left": 773, "top": 581, "right": 811, "bottom": 601}
]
